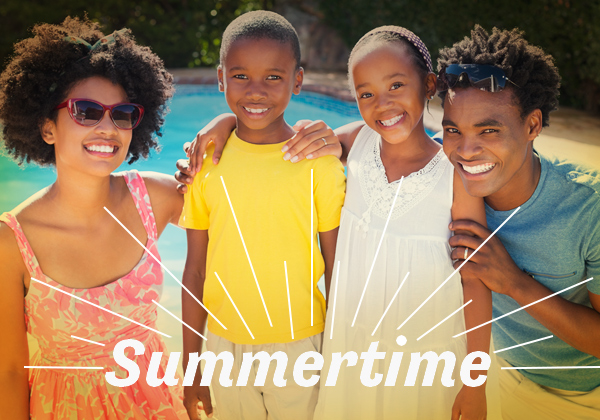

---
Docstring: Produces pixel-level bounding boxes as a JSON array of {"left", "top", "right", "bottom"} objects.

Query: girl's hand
[
  {"left": 451, "top": 385, "right": 487, "bottom": 420},
  {"left": 283, "top": 120, "right": 342, "bottom": 163},
  {"left": 183, "top": 383, "right": 213, "bottom": 419}
]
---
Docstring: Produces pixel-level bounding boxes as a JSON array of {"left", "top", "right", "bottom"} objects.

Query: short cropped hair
[
  {"left": 0, "top": 16, "right": 174, "bottom": 166},
  {"left": 437, "top": 25, "right": 561, "bottom": 127},
  {"left": 220, "top": 11, "right": 301, "bottom": 68}
]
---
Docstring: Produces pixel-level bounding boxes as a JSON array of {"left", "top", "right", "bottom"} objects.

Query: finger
[
  {"left": 184, "top": 399, "right": 201, "bottom": 420},
  {"left": 283, "top": 121, "right": 330, "bottom": 154},
  {"left": 450, "top": 246, "right": 481, "bottom": 263},
  {"left": 212, "top": 148, "right": 222, "bottom": 166},
  {"left": 176, "top": 160, "right": 194, "bottom": 178},
  {"left": 449, "top": 220, "right": 491, "bottom": 239},
  {"left": 183, "top": 141, "right": 191, "bottom": 155},
  {"left": 448, "top": 234, "right": 484, "bottom": 250},
  {"left": 174, "top": 170, "right": 193, "bottom": 185},
  {"left": 291, "top": 119, "right": 314, "bottom": 131},
  {"left": 200, "top": 394, "right": 213, "bottom": 417},
  {"left": 285, "top": 129, "right": 335, "bottom": 162},
  {"left": 176, "top": 183, "right": 188, "bottom": 195},
  {"left": 305, "top": 143, "right": 343, "bottom": 160}
]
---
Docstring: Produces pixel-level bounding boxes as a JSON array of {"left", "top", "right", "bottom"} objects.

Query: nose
[
  {"left": 456, "top": 134, "right": 483, "bottom": 160},
  {"left": 375, "top": 92, "right": 393, "bottom": 111},
  {"left": 95, "top": 109, "right": 118, "bottom": 135},
  {"left": 246, "top": 80, "right": 267, "bottom": 101}
]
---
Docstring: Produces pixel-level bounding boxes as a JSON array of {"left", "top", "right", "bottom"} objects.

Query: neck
[
  {"left": 235, "top": 115, "right": 295, "bottom": 145},
  {"left": 45, "top": 169, "right": 118, "bottom": 224},
  {"left": 485, "top": 147, "right": 541, "bottom": 211},
  {"left": 380, "top": 123, "right": 439, "bottom": 161}
]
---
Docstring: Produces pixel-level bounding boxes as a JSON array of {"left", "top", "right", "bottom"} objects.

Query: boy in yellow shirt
[{"left": 179, "top": 11, "right": 345, "bottom": 420}]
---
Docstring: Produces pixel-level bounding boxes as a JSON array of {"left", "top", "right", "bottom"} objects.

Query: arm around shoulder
[
  {"left": 0, "top": 223, "right": 30, "bottom": 419},
  {"left": 140, "top": 172, "right": 184, "bottom": 228}
]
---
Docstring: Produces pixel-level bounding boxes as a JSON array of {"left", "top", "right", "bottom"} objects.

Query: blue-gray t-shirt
[{"left": 487, "top": 153, "right": 600, "bottom": 391}]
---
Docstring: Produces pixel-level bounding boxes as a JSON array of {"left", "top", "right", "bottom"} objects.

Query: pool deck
[{"left": 171, "top": 68, "right": 600, "bottom": 168}]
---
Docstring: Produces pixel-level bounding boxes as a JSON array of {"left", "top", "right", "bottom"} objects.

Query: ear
[
  {"left": 40, "top": 118, "right": 57, "bottom": 145},
  {"left": 424, "top": 72, "right": 437, "bottom": 100},
  {"left": 525, "top": 109, "right": 543, "bottom": 142},
  {"left": 217, "top": 65, "right": 224, "bottom": 92},
  {"left": 293, "top": 67, "right": 304, "bottom": 95}
]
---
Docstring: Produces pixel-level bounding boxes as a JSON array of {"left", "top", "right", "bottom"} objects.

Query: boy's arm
[
  {"left": 450, "top": 170, "right": 491, "bottom": 420},
  {"left": 182, "top": 228, "right": 213, "bottom": 419},
  {"left": 318, "top": 227, "right": 339, "bottom": 302}
]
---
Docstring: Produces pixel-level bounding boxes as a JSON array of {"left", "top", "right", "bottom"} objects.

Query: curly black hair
[
  {"left": 347, "top": 26, "right": 432, "bottom": 96},
  {"left": 0, "top": 16, "right": 174, "bottom": 166},
  {"left": 437, "top": 25, "right": 561, "bottom": 127},
  {"left": 220, "top": 11, "right": 301, "bottom": 69}
]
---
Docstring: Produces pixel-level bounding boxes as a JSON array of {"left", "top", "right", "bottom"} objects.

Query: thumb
[
  {"left": 201, "top": 395, "right": 214, "bottom": 417},
  {"left": 292, "top": 119, "right": 312, "bottom": 130}
]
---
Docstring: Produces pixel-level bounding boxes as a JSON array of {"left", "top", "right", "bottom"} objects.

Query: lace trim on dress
[{"left": 357, "top": 131, "right": 447, "bottom": 231}]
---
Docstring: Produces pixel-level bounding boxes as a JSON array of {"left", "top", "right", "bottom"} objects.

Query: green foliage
[
  {"left": 320, "top": 0, "right": 600, "bottom": 112},
  {"left": 0, "top": 0, "right": 268, "bottom": 70}
]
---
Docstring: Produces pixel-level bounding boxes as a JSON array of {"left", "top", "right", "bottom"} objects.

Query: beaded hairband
[{"left": 359, "top": 25, "right": 434, "bottom": 73}]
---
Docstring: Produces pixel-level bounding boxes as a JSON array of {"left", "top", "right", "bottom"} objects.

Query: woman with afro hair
[{"left": 0, "top": 16, "right": 187, "bottom": 419}]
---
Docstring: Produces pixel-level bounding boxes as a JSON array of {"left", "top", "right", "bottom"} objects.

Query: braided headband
[{"left": 358, "top": 25, "right": 433, "bottom": 73}]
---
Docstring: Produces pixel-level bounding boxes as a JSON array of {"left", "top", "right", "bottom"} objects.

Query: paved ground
[{"left": 171, "top": 68, "right": 600, "bottom": 168}]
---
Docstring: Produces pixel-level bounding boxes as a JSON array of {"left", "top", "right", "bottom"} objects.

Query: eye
[
  {"left": 266, "top": 75, "right": 281, "bottom": 80},
  {"left": 445, "top": 127, "right": 459, "bottom": 134},
  {"left": 482, "top": 128, "right": 498, "bottom": 134},
  {"left": 391, "top": 82, "right": 404, "bottom": 90},
  {"left": 232, "top": 74, "right": 247, "bottom": 80},
  {"left": 359, "top": 92, "right": 373, "bottom": 99}
]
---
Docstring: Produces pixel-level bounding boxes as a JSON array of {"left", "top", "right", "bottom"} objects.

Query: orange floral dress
[{"left": 0, "top": 171, "right": 187, "bottom": 419}]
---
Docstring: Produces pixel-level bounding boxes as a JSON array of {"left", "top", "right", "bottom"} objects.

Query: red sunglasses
[{"left": 55, "top": 98, "right": 145, "bottom": 130}]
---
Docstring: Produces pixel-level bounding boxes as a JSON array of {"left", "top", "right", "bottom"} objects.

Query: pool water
[{"left": 0, "top": 85, "right": 362, "bottom": 353}]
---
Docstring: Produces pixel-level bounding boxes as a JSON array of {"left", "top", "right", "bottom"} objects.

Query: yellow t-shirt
[{"left": 180, "top": 131, "right": 346, "bottom": 344}]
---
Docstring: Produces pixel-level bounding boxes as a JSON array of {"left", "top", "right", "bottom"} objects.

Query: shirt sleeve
[
  {"left": 179, "top": 173, "right": 210, "bottom": 230},
  {"left": 586, "top": 200, "right": 600, "bottom": 295},
  {"left": 314, "top": 157, "right": 346, "bottom": 232}
]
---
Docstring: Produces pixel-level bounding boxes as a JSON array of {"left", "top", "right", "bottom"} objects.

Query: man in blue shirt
[{"left": 438, "top": 26, "right": 600, "bottom": 419}]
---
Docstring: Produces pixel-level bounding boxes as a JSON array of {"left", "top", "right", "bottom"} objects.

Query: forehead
[
  {"left": 352, "top": 43, "right": 418, "bottom": 81},
  {"left": 443, "top": 87, "right": 522, "bottom": 125},
  {"left": 67, "top": 76, "right": 128, "bottom": 103},
  {"left": 223, "top": 37, "right": 296, "bottom": 70}
]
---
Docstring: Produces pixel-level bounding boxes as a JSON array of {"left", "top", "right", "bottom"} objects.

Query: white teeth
[
  {"left": 86, "top": 145, "right": 115, "bottom": 153},
  {"left": 379, "top": 114, "right": 403, "bottom": 127},
  {"left": 244, "top": 107, "right": 269, "bottom": 114},
  {"left": 462, "top": 162, "right": 495, "bottom": 174}
]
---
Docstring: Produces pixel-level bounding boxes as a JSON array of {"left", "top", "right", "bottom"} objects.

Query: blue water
[{"left": 0, "top": 86, "right": 363, "bottom": 352}]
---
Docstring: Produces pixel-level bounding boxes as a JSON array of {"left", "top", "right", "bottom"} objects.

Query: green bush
[
  {"left": 319, "top": 0, "right": 600, "bottom": 112},
  {"left": 0, "top": 0, "right": 268, "bottom": 69}
]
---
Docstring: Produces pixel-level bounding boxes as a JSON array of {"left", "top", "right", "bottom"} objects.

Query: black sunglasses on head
[{"left": 437, "top": 64, "right": 518, "bottom": 93}]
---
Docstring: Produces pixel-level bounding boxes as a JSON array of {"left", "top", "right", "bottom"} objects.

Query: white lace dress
[{"left": 314, "top": 126, "right": 467, "bottom": 420}]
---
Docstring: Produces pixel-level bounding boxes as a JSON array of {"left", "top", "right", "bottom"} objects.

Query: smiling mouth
[
  {"left": 378, "top": 113, "right": 404, "bottom": 127},
  {"left": 84, "top": 144, "right": 118, "bottom": 154},
  {"left": 460, "top": 162, "right": 496, "bottom": 174},
  {"left": 243, "top": 106, "right": 269, "bottom": 114}
]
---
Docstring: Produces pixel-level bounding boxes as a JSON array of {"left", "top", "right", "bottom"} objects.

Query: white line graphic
[
  {"left": 25, "top": 366, "right": 104, "bottom": 370},
  {"left": 417, "top": 300, "right": 472, "bottom": 341},
  {"left": 329, "top": 261, "right": 341, "bottom": 340},
  {"left": 220, "top": 176, "right": 272, "bottom": 327},
  {"left": 371, "top": 272, "right": 410, "bottom": 337},
  {"left": 71, "top": 335, "right": 105, "bottom": 346},
  {"left": 397, "top": 206, "right": 520, "bottom": 331},
  {"left": 103, "top": 207, "right": 227, "bottom": 331},
  {"left": 284, "top": 261, "right": 294, "bottom": 340},
  {"left": 31, "top": 278, "right": 170, "bottom": 338},
  {"left": 152, "top": 299, "right": 207, "bottom": 340},
  {"left": 311, "top": 169, "right": 314, "bottom": 327},
  {"left": 352, "top": 176, "right": 404, "bottom": 327},
  {"left": 494, "top": 335, "right": 553, "bottom": 354},
  {"left": 214, "top": 272, "right": 255, "bottom": 340},
  {"left": 502, "top": 366, "right": 600, "bottom": 370},
  {"left": 454, "top": 277, "right": 594, "bottom": 338}
]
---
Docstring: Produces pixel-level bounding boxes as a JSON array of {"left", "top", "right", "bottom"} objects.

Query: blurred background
[{"left": 2, "top": 0, "right": 600, "bottom": 113}]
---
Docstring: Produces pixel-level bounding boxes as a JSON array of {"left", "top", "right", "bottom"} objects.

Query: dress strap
[
  {"left": 122, "top": 170, "right": 158, "bottom": 241},
  {"left": 0, "top": 212, "right": 44, "bottom": 279}
]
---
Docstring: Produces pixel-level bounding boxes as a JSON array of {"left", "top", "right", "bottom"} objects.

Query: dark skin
[
  {"left": 442, "top": 87, "right": 600, "bottom": 360},
  {"left": 181, "top": 37, "right": 339, "bottom": 420}
]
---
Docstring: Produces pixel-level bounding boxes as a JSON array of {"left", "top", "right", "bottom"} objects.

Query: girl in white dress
[{"left": 305, "top": 26, "right": 491, "bottom": 420}]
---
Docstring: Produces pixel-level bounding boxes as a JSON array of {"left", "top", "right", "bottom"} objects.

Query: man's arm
[
  {"left": 181, "top": 229, "right": 213, "bottom": 419},
  {"left": 449, "top": 220, "right": 600, "bottom": 359}
]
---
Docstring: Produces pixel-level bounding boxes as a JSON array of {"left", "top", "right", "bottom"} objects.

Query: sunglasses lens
[
  {"left": 111, "top": 105, "right": 141, "bottom": 129},
  {"left": 72, "top": 100, "right": 104, "bottom": 125}
]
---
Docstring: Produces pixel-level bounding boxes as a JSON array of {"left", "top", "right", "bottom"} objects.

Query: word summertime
[{"left": 106, "top": 337, "right": 490, "bottom": 388}]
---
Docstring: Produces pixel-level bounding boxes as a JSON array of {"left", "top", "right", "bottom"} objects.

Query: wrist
[{"left": 509, "top": 269, "right": 537, "bottom": 302}]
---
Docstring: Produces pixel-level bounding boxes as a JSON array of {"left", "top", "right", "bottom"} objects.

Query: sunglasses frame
[
  {"left": 437, "top": 64, "right": 517, "bottom": 93},
  {"left": 55, "top": 98, "right": 145, "bottom": 130}
]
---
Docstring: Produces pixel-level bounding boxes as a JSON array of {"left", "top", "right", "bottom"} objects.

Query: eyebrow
[
  {"left": 355, "top": 72, "right": 407, "bottom": 91},
  {"left": 228, "top": 66, "right": 287, "bottom": 73},
  {"left": 441, "top": 118, "right": 504, "bottom": 127}
]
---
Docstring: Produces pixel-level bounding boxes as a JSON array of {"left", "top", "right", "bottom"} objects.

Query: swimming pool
[{"left": 0, "top": 85, "right": 363, "bottom": 353}]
